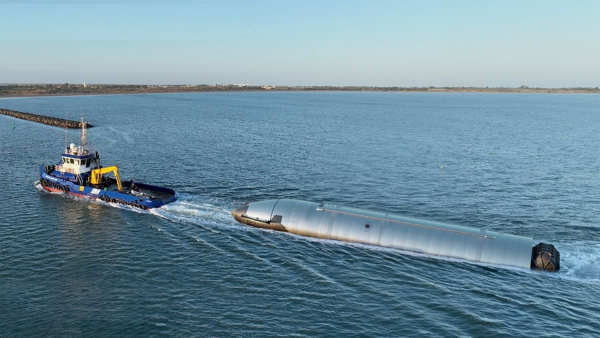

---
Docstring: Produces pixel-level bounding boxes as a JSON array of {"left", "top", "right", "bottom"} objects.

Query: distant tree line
[{"left": 1, "top": 84, "right": 600, "bottom": 97}]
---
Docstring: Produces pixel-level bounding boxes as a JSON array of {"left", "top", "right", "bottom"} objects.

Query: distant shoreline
[{"left": 1, "top": 84, "right": 600, "bottom": 98}]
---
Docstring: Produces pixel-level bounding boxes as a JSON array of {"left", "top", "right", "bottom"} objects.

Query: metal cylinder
[{"left": 232, "top": 199, "right": 557, "bottom": 270}]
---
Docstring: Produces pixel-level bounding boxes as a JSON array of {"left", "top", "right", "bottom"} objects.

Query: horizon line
[{"left": 2, "top": 83, "right": 599, "bottom": 89}]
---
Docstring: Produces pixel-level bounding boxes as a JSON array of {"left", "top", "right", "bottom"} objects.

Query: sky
[{"left": 1, "top": 0, "right": 599, "bottom": 87}]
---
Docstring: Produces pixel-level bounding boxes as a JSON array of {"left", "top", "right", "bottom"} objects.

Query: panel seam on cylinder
[
  {"left": 269, "top": 199, "right": 281, "bottom": 221},
  {"left": 377, "top": 221, "right": 385, "bottom": 246},
  {"left": 326, "top": 213, "right": 336, "bottom": 238},
  {"left": 475, "top": 229, "right": 485, "bottom": 261}
]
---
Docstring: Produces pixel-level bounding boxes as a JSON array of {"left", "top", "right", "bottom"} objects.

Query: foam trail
[
  {"left": 554, "top": 241, "right": 600, "bottom": 284},
  {"left": 107, "top": 126, "right": 134, "bottom": 145},
  {"left": 149, "top": 194, "right": 246, "bottom": 232}
]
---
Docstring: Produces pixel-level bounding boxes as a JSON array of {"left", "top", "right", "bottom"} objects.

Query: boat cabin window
[
  {"left": 69, "top": 158, "right": 74, "bottom": 164},
  {"left": 85, "top": 158, "right": 91, "bottom": 168}
]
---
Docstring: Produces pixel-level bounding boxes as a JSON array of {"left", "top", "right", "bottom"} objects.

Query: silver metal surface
[
  {"left": 232, "top": 199, "right": 535, "bottom": 269},
  {"left": 245, "top": 200, "right": 278, "bottom": 222}
]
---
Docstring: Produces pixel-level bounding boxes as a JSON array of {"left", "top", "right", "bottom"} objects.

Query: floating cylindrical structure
[{"left": 232, "top": 199, "right": 560, "bottom": 272}]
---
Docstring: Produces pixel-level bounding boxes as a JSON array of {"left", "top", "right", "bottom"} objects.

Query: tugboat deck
[{"left": 39, "top": 118, "right": 177, "bottom": 210}]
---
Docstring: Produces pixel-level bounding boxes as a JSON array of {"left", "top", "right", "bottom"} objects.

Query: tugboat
[{"left": 39, "top": 119, "right": 177, "bottom": 210}]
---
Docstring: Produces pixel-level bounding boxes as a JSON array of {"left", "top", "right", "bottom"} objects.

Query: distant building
[
  {"left": 234, "top": 84, "right": 249, "bottom": 87},
  {"left": 83, "top": 82, "right": 87, "bottom": 88}
]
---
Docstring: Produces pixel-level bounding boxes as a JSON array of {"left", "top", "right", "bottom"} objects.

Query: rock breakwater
[{"left": 0, "top": 108, "right": 93, "bottom": 128}]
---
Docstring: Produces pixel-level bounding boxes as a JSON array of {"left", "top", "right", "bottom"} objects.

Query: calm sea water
[{"left": 1, "top": 92, "right": 599, "bottom": 336}]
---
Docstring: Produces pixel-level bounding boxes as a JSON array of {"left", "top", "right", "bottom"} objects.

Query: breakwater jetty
[{"left": 0, "top": 108, "right": 93, "bottom": 128}]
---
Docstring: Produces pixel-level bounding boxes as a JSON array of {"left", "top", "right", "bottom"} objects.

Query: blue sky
[{"left": 1, "top": 1, "right": 599, "bottom": 87}]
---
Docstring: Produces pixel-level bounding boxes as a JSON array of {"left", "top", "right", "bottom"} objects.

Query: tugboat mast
[
  {"left": 64, "top": 112, "right": 68, "bottom": 153},
  {"left": 80, "top": 117, "right": 87, "bottom": 149}
]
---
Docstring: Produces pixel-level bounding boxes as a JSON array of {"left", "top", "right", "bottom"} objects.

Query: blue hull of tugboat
[{"left": 39, "top": 165, "right": 177, "bottom": 210}]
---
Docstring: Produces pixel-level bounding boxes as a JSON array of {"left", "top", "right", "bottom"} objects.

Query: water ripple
[{"left": 2, "top": 92, "right": 600, "bottom": 336}]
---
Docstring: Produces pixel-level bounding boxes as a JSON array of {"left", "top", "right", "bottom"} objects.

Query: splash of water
[
  {"left": 149, "top": 194, "right": 247, "bottom": 232},
  {"left": 34, "top": 180, "right": 62, "bottom": 195},
  {"left": 554, "top": 242, "right": 600, "bottom": 283}
]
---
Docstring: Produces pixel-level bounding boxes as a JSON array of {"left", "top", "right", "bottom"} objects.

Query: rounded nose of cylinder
[{"left": 231, "top": 204, "right": 249, "bottom": 223}]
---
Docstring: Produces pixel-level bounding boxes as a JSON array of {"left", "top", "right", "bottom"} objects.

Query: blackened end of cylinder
[{"left": 531, "top": 243, "right": 560, "bottom": 272}]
